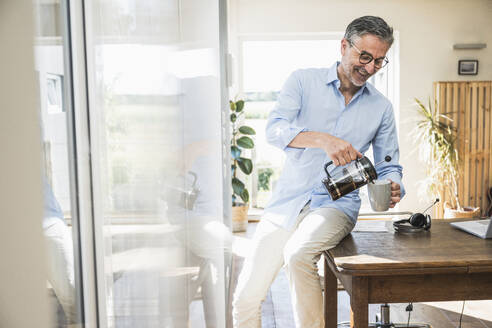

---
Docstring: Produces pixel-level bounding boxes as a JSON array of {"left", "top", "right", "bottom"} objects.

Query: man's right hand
[
  {"left": 319, "top": 134, "right": 362, "bottom": 166},
  {"left": 288, "top": 131, "right": 362, "bottom": 166}
]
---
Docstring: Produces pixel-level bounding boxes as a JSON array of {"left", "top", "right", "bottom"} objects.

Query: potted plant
[
  {"left": 412, "top": 98, "right": 480, "bottom": 218},
  {"left": 230, "top": 99, "right": 256, "bottom": 232}
]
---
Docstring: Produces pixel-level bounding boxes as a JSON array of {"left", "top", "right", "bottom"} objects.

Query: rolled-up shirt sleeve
[
  {"left": 372, "top": 103, "right": 406, "bottom": 199},
  {"left": 265, "top": 70, "right": 307, "bottom": 159}
]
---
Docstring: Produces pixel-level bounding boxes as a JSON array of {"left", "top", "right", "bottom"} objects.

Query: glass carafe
[{"left": 322, "top": 156, "right": 377, "bottom": 200}]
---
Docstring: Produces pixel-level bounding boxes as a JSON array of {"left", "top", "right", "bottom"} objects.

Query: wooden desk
[{"left": 323, "top": 220, "right": 492, "bottom": 328}]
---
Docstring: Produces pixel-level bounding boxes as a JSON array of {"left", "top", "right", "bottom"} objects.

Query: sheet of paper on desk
[{"left": 353, "top": 220, "right": 388, "bottom": 232}]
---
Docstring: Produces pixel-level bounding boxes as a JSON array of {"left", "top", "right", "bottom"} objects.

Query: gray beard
[{"left": 341, "top": 61, "right": 366, "bottom": 87}]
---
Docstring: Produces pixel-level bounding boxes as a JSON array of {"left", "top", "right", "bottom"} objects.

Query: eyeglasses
[{"left": 349, "top": 41, "right": 389, "bottom": 69}]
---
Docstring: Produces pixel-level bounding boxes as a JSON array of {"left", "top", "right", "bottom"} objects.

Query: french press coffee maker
[
  {"left": 322, "top": 155, "right": 391, "bottom": 201},
  {"left": 162, "top": 171, "right": 200, "bottom": 210}
]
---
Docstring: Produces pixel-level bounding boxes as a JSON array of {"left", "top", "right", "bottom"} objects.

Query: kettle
[{"left": 322, "top": 155, "right": 390, "bottom": 201}]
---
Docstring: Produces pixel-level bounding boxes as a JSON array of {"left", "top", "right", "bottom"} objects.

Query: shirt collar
[
  {"left": 326, "top": 61, "right": 370, "bottom": 95},
  {"left": 325, "top": 62, "right": 339, "bottom": 85}
]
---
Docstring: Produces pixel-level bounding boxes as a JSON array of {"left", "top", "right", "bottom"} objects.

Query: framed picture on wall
[{"left": 458, "top": 60, "right": 478, "bottom": 75}]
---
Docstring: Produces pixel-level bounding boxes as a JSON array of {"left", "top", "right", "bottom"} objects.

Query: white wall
[
  {"left": 0, "top": 1, "right": 49, "bottom": 327},
  {"left": 228, "top": 0, "right": 492, "bottom": 212}
]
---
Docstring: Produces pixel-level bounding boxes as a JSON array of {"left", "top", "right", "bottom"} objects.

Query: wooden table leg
[
  {"left": 350, "top": 277, "right": 368, "bottom": 328},
  {"left": 324, "top": 254, "right": 337, "bottom": 328}
]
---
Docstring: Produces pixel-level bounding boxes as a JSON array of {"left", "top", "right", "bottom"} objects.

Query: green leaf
[
  {"left": 229, "top": 100, "right": 236, "bottom": 111},
  {"left": 258, "top": 168, "right": 274, "bottom": 191},
  {"left": 411, "top": 97, "right": 461, "bottom": 209},
  {"left": 237, "top": 136, "right": 254, "bottom": 149},
  {"left": 232, "top": 177, "right": 245, "bottom": 196},
  {"left": 231, "top": 146, "right": 241, "bottom": 159},
  {"left": 230, "top": 113, "right": 237, "bottom": 123},
  {"left": 239, "top": 126, "right": 256, "bottom": 135},
  {"left": 237, "top": 157, "right": 253, "bottom": 175},
  {"left": 240, "top": 188, "right": 249, "bottom": 203},
  {"left": 235, "top": 100, "right": 244, "bottom": 112}
]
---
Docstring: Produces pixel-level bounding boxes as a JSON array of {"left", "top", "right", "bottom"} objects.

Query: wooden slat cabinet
[{"left": 433, "top": 81, "right": 492, "bottom": 218}]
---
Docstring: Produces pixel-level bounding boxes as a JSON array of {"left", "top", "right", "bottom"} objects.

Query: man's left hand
[{"left": 388, "top": 179, "right": 401, "bottom": 208}]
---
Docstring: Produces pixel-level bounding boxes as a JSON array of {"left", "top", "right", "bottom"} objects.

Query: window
[
  {"left": 84, "top": 1, "right": 230, "bottom": 326},
  {"left": 34, "top": 0, "right": 84, "bottom": 326},
  {"left": 238, "top": 35, "right": 399, "bottom": 211},
  {"left": 33, "top": 1, "right": 231, "bottom": 327}
]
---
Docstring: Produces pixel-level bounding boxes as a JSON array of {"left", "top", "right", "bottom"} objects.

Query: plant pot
[
  {"left": 443, "top": 201, "right": 480, "bottom": 219},
  {"left": 232, "top": 205, "right": 249, "bottom": 232}
]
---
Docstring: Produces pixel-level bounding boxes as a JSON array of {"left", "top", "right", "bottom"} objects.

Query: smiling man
[{"left": 232, "top": 16, "right": 405, "bottom": 328}]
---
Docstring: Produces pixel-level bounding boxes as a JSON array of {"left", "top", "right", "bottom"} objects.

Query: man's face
[{"left": 340, "top": 34, "right": 390, "bottom": 87}]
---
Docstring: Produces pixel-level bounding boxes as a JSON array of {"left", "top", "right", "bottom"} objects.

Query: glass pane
[
  {"left": 241, "top": 39, "right": 396, "bottom": 212},
  {"left": 85, "top": 0, "right": 230, "bottom": 326},
  {"left": 242, "top": 39, "right": 341, "bottom": 93},
  {"left": 242, "top": 39, "right": 340, "bottom": 208},
  {"left": 33, "top": 1, "right": 84, "bottom": 326}
]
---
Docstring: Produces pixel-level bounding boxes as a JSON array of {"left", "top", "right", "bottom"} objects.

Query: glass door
[
  {"left": 33, "top": 0, "right": 85, "bottom": 326},
  {"left": 83, "top": 0, "right": 231, "bottom": 326}
]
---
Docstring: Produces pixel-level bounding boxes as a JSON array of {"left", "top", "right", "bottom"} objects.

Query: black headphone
[{"left": 393, "top": 199, "right": 439, "bottom": 233}]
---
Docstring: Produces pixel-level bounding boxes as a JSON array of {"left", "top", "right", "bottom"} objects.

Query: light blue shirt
[
  {"left": 264, "top": 62, "right": 405, "bottom": 230},
  {"left": 43, "top": 177, "right": 65, "bottom": 229}
]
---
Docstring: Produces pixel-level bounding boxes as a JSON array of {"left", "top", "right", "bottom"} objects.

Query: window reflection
[
  {"left": 86, "top": 1, "right": 231, "bottom": 326},
  {"left": 33, "top": 0, "right": 83, "bottom": 326},
  {"left": 42, "top": 177, "right": 77, "bottom": 324}
]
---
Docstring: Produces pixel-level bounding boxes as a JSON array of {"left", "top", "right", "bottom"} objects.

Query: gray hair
[{"left": 344, "top": 16, "right": 394, "bottom": 46}]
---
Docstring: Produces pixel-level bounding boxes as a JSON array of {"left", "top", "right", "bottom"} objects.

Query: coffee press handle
[
  {"left": 324, "top": 161, "right": 334, "bottom": 177},
  {"left": 324, "top": 156, "right": 364, "bottom": 177},
  {"left": 187, "top": 171, "right": 198, "bottom": 188}
]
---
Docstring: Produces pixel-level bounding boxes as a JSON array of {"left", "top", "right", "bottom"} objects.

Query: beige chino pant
[{"left": 233, "top": 205, "right": 355, "bottom": 328}]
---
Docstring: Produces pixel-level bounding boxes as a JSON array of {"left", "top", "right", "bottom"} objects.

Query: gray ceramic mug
[{"left": 367, "top": 179, "right": 392, "bottom": 211}]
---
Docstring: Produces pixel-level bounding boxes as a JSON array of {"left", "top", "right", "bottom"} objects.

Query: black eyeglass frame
[{"left": 348, "top": 40, "right": 389, "bottom": 69}]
